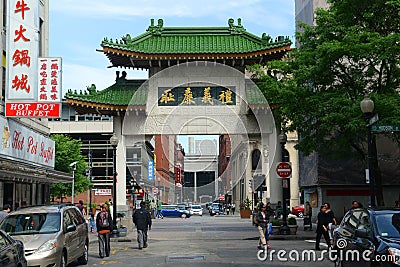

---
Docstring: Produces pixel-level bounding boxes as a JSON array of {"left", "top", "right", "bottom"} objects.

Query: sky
[{"left": 49, "top": 0, "right": 295, "bottom": 95}]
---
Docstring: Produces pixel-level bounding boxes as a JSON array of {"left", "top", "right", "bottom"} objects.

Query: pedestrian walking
[
  {"left": 315, "top": 205, "right": 330, "bottom": 251},
  {"left": 304, "top": 201, "right": 313, "bottom": 230},
  {"left": 150, "top": 199, "right": 156, "bottom": 219},
  {"left": 77, "top": 200, "right": 86, "bottom": 215},
  {"left": 349, "top": 200, "right": 363, "bottom": 211},
  {"left": 231, "top": 203, "right": 236, "bottom": 215},
  {"left": 132, "top": 201, "right": 152, "bottom": 250},
  {"left": 0, "top": 204, "right": 11, "bottom": 223},
  {"left": 323, "top": 202, "right": 337, "bottom": 245},
  {"left": 156, "top": 199, "right": 163, "bottom": 219},
  {"left": 96, "top": 204, "right": 113, "bottom": 258},
  {"left": 256, "top": 203, "right": 271, "bottom": 250}
]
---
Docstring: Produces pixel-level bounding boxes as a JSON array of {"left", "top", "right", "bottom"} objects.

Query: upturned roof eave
[{"left": 98, "top": 44, "right": 292, "bottom": 59}]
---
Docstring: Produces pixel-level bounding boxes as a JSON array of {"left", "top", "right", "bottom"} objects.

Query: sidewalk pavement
[{"left": 88, "top": 213, "right": 317, "bottom": 244}]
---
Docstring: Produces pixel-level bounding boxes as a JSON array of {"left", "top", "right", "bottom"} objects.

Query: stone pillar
[{"left": 114, "top": 117, "right": 128, "bottom": 212}]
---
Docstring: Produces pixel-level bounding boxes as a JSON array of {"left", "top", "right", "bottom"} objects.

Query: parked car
[
  {"left": 161, "top": 205, "right": 191, "bottom": 218},
  {"left": 0, "top": 229, "right": 27, "bottom": 267},
  {"left": 292, "top": 205, "right": 305, "bottom": 217},
  {"left": 332, "top": 207, "right": 400, "bottom": 267},
  {"left": 0, "top": 204, "right": 89, "bottom": 267},
  {"left": 190, "top": 205, "right": 203, "bottom": 216}
]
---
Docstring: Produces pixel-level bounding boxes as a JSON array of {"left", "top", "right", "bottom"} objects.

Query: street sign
[
  {"left": 368, "top": 114, "right": 379, "bottom": 126},
  {"left": 276, "top": 162, "right": 292, "bottom": 178},
  {"left": 152, "top": 187, "right": 159, "bottom": 195},
  {"left": 371, "top": 125, "right": 400, "bottom": 132}
]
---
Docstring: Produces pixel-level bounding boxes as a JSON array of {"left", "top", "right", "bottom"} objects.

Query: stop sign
[{"left": 276, "top": 162, "right": 292, "bottom": 178}]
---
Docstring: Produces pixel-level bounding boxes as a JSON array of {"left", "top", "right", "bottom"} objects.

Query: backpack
[
  {"left": 253, "top": 213, "right": 258, "bottom": 226},
  {"left": 99, "top": 211, "right": 109, "bottom": 227}
]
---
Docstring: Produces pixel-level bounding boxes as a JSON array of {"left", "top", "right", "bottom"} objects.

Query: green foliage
[
  {"left": 271, "top": 220, "right": 282, "bottom": 226},
  {"left": 240, "top": 197, "right": 252, "bottom": 210},
  {"left": 50, "top": 134, "right": 90, "bottom": 200},
  {"left": 288, "top": 217, "right": 297, "bottom": 226},
  {"left": 250, "top": 0, "right": 400, "bottom": 158},
  {"left": 145, "top": 199, "right": 151, "bottom": 211}
]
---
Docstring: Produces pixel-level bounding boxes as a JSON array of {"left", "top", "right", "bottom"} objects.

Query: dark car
[
  {"left": 161, "top": 205, "right": 191, "bottom": 218},
  {"left": 332, "top": 207, "right": 400, "bottom": 267},
  {"left": 0, "top": 229, "right": 27, "bottom": 267}
]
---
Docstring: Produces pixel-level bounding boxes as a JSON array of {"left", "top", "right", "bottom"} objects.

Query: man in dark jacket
[
  {"left": 96, "top": 204, "right": 113, "bottom": 258},
  {"left": 132, "top": 201, "right": 152, "bottom": 250}
]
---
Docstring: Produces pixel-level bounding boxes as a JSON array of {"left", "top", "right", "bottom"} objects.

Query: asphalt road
[{"left": 76, "top": 214, "right": 331, "bottom": 267}]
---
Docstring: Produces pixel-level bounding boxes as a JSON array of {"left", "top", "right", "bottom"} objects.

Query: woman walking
[
  {"left": 315, "top": 205, "right": 330, "bottom": 250},
  {"left": 256, "top": 203, "right": 271, "bottom": 250}
]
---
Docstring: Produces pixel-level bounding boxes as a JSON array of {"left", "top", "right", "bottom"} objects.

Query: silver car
[{"left": 0, "top": 204, "right": 88, "bottom": 267}]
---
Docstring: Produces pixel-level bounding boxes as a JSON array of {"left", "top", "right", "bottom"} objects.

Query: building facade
[{"left": 0, "top": 0, "right": 71, "bottom": 210}]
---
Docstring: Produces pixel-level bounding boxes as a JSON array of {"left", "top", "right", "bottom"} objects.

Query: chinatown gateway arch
[{"left": 66, "top": 18, "right": 299, "bottom": 212}]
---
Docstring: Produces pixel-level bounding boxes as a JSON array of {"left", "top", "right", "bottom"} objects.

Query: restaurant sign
[
  {"left": 5, "top": 0, "right": 61, "bottom": 118},
  {"left": 0, "top": 116, "right": 55, "bottom": 167}
]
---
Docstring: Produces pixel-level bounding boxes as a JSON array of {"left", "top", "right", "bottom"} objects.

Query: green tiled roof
[
  {"left": 66, "top": 78, "right": 147, "bottom": 106},
  {"left": 101, "top": 18, "right": 291, "bottom": 55}
]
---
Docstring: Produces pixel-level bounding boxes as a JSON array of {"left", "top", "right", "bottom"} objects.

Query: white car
[{"left": 190, "top": 205, "right": 203, "bottom": 216}]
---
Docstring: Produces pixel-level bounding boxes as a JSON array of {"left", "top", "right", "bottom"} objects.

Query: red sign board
[
  {"left": 152, "top": 187, "right": 159, "bottom": 195},
  {"left": 219, "top": 195, "right": 225, "bottom": 201},
  {"left": 276, "top": 162, "right": 292, "bottom": 178},
  {"left": 6, "top": 102, "right": 61, "bottom": 117}
]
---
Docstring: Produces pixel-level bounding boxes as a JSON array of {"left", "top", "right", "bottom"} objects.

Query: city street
[{"left": 82, "top": 215, "right": 331, "bottom": 267}]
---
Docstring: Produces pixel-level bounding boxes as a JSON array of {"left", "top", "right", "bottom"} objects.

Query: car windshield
[
  {"left": 0, "top": 212, "right": 61, "bottom": 235},
  {"left": 192, "top": 206, "right": 201, "bottom": 209},
  {"left": 177, "top": 205, "right": 186, "bottom": 210},
  {"left": 375, "top": 213, "right": 400, "bottom": 238}
]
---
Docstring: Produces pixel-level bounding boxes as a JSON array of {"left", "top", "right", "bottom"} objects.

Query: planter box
[
  {"left": 289, "top": 225, "right": 298, "bottom": 235},
  {"left": 271, "top": 225, "right": 281, "bottom": 234},
  {"left": 240, "top": 209, "right": 252, "bottom": 219}
]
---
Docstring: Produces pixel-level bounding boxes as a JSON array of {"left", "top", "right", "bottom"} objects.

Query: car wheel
[
  {"left": 60, "top": 251, "right": 67, "bottom": 267},
  {"left": 297, "top": 212, "right": 304, "bottom": 218},
  {"left": 77, "top": 241, "right": 89, "bottom": 265},
  {"left": 181, "top": 213, "right": 187, "bottom": 218}
]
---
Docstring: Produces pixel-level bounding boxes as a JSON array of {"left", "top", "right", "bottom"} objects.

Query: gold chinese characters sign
[{"left": 158, "top": 86, "right": 236, "bottom": 106}]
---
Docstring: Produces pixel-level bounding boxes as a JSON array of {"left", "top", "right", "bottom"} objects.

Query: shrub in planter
[
  {"left": 271, "top": 220, "right": 282, "bottom": 226},
  {"left": 288, "top": 217, "right": 297, "bottom": 226}
]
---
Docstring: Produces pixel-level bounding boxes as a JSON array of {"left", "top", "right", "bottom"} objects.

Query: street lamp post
[
  {"left": 279, "top": 132, "right": 290, "bottom": 235},
  {"left": 69, "top": 161, "right": 78, "bottom": 204},
  {"left": 88, "top": 150, "right": 93, "bottom": 215},
  {"left": 110, "top": 133, "right": 119, "bottom": 237},
  {"left": 360, "top": 95, "right": 375, "bottom": 206}
]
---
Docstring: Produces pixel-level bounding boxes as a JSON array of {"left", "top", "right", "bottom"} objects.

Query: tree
[
  {"left": 251, "top": 0, "right": 400, "bottom": 205},
  {"left": 50, "top": 134, "right": 90, "bottom": 202}
]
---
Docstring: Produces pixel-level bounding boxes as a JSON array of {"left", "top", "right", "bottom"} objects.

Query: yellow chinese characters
[
  {"left": 160, "top": 89, "right": 175, "bottom": 104},
  {"left": 219, "top": 89, "right": 233, "bottom": 104},
  {"left": 181, "top": 87, "right": 195, "bottom": 105},
  {"left": 201, "top": 87, "right": 214, "bottom": 105}
]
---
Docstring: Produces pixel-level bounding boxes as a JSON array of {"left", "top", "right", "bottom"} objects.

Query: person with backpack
[
  {"left": 132, "top": 201, "right": 152, "bottom": 250},
  {"left": 96, "top": 204, "right": 113, "bottom": 258}
]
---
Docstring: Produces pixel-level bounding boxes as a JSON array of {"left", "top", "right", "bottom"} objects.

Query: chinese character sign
[
  {"left": 6, "top": 0, "right": 39, "bottom": 100},
  {"left": 158, "top": 86, "right": 236, "bottom": 106},
  {"left": 38, "top": 58, "right": 62, "bottom": 102}
]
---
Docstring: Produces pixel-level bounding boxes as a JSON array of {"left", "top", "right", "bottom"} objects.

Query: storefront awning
[{"left": 0, "top": 158, "right": 72, "bottom": 184}]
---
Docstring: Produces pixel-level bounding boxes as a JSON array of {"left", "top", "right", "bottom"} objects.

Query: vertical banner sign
[
  {"left": 6, "top": 0, "right": 39, "bottom": 101},
  {"left": 37, "top": 58, "right": 62, "bottom": 103},
  {"left": 148, "top": 160, "right": 154, "bottom": 181},
  {"left": 5, "top": 0, "right": 62, "bottom": 118}
]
